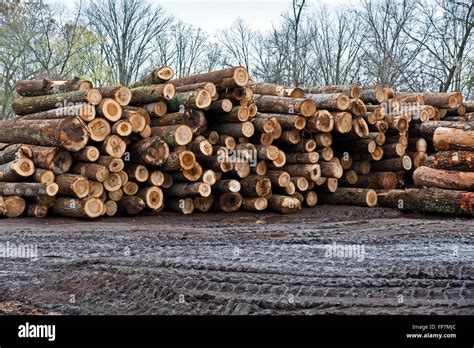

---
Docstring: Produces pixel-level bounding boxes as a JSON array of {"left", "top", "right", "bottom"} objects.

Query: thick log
[
  {"left": 25, "top": 203, "right": 48, "bottom": 218},
  {"left": 422, "top": 92, "right": 460, "bottom": 108},
  {"left": 353, "top": 172, "right": 397, "bottom": 190},
  {"left": 351, "top": 99, "right": 367, "bottom": 116},
  {"left": 285, "top": 152, "right": 319, "bottom": 164},
  {"left": 56, "top": 174, "right": 89, "bottom": 198},
  {"left": 0, "top": 196, "right": 26, "bottom": 218},
  {"left": 280, "top": 164, "right": 321, "bottom": 181},
  {"left": 206, "top": 99, "right": 233, "bottom": 113},
  {"left": 123, "top": 181, "right": 139, "bottom": 196},
  {"left": 433, "top": 127, "right": 474, "bottom": 151},
  {"left": 423, "top": 151, "right": 474, "bottom": 171},
  {"left": 0, "top": 117, "right": 88, "bottom": 152},
  {"left": 165, "top": 90, "right": 212, "bottom": 111},
  {"left": 0, "top": 182, "right": 58, "bottom": 197},
  {"left": 137, "top": 186, "right": 163, "bottom": 210},
  {"left": 88, "top": 181, "right": 104, "bottom": 198},
  {"left": 125, "top": 164, "right": 149, "bottom": 183},
  {"left": 302, "top": 85, "right": 360, "bottom": 99},
  {"left": 419, "top": 121, "right": 474, "bottom": 138},
  {"left": 118, "top": 196, "right": 146, "bottom": 215},
  {"left": 316, "top": 147, "right": 333, "bottom": 162},
  {"left": 413, "top": 166, "right": 474, "bottom": 191},
  {"left": 167, "top": 182, "right": 211, "bottom": 198},
  {"left": 286, "top": 139, "right": 317, "bottom": 153},
  {"left": 0, "top": 157, "right": 35, "bottom": 181},
  {"left": 73, "top": 146, "right": 100, "bottom": 162},
  {"left": 335, "top": 139, "right": 376, "bottom": 154},
  {"left": 214, "top": 193, "right": 243, "bottom": 212},
  {"left": 104, "top": 201, "right": 118, "bottom": 216},
  {"left": 241, "top": 197, "right": 268, "bottom": 211},
  {"left": 306, "top": 110, "right": 334, "bottom": 133},
  {"left": 252, "top": 95, "right": 316, "bottom": 117},
  {"left": 377, "top": 188, "right": 473, "bottom": 217},
  {"left": 98, "top": 86, "right": 132, "bottom": 106},
  {"left": 240, "top": 175, "right": 272, "bottom": 197},
  {"left": 130, "top": 84, "right": 175, "bottom": 104},
  {"left": 151, "top": 110, "right": 207, "bottom": 135},
  {"left": 254, "top": 82, "right": 304, "bottom": 98},
  {"left": 12, "top": 89, "right": 101, "bottom": 115},
  {"left": 367, "top": 132, "right": 385, "bottom": 146},
  {"left": 255, "top": 113, "right": 306, "bottom": 130},
  {"left": 15, "top": 79, "right": 54, "bottom": 96},
  {"left": 98, "top": 135, "right": 127, "bottom": 158},
  {"left": 28, "top": 145, "right": 72, "bottom": 174},
  {"left": 0, "top": 144, "right": 32, "bottom": 165},
  {"left": 132, "top": 66, "right": 174, "bottom": 87},
  {"left": 120, "top": 108, "right": 147, "bottom": 133},
  {"left": 371, "top": 156, "right": 412, "bottom": 172},
  {"left": 359, "top": 85, "right": 385, "bottom": 104},
  {"left": 318, "top": 188, "right": 377, "bottom": 207},
  {"left": 305, "top": 93, "right": 351, "bottom": 111},
  {"left": 31, "top": 168, "right": 55, "bottom": 184},
  {"left": 175, "top": 82, "right": 217, "bottom": 97},
  {"left": 168, "top": 67, "right": 249, "bottom": 89},
  {"left": 318, "top": 161, "right": 343, "bottom": 179},
  {"left": 96, "top": 98, "right": 122, "bottom": 122},
  {"left": 69, "top": 163, "right": 109, "bottom": 182},
  {"left": 267, "top": 170, "right": 291, "bottom": 188},
  {"left": 151, "top": 125, "right": 193, "bottom": 147},
  {"left": 143, "top": 101, "right": 168, "bottom": 117},
  {"left": 95, "top": 156, "right": 124, "bottom": 173},
  {"left": 162, "top": 150, "right": 195, "bottom": 172},
  {"left": 88, "top": 118, "right": 111, "bottom": 142},
  {"left": 406, "top": 151, "right": 427, "bottom": 169},
  {"left": 19, "top": 104, "right": 96, "bottom": 122},
  {"left": 170, "top": 163, "right": 203, "bottom": 182},
  {"left": 268, "top": 195, "right": 301, "bottom": 214},
  {"left": 51, "top": 197, "right": 103, "bottom": 218},
  {"left": 51, "top": 77, "right": 93, "bottom": 93},
  {"left": 194, "top": 195, "right": 214, "bottom": 213},
  {"left": 210, "top": 122, "right": 254, "bottom": 138},
  {"left": 128, "top": 136, "right": 170, "bottom": 166},
  {"left": 213, "top": 179, "right": 241, "bottom": 193},
  {"left": 382, "top": 143, "right": 405, "bottom": 158}
]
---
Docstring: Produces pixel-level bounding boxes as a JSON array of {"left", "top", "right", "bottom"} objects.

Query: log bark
[
  {"left": 131, "top": 66, "right": 174, "bottom": 87},
  {"left": 252, "top": 95, "right": 316, "bottom": 117},
  {"left": 377, "top": 188, "right": 473, "bottom": 217},
  {"left": 0, "top": 157, "right": 35, "bottom": 181},
  {"left": 210, "top": 122, "right": 254, "bottom": 138},
  {"left": 118, "top": 196, "right": 146, "bottom": 215},
  {"left": 151, "top": 125, "right": 193, "bottom": 147},
  {"left": 98, "top": 86, "right": 132, "bottom": 106},
  {"left": 419, "top": 121, "right": 474, "bottom": 138},
  {"left": 162, "top": 150, "right": 195, "bottom": 172},
  {"left": 0, "top": 182, "right": 58, "bottom": 197},
  {"left": 433, "top": 127, "right": 474, "bottom": 151},
  {"left": 28, "top": 145, "right": 72, "bottom": 174},
  {"left": 130, "top": 84, "right": 176, "bottom": 104},
  {"left": 423, "top": 151, "right": 474, "bottom": 171},
  {"left": 193, "top": 195, "right": 214, "bottom": 212},
  {"left": 128, "top": 136, "right": 170, "bottom": 166},
  {"left": 26, "top": 203, "right": 48, "bottom": 218},
  {"left": 352, "top": 172, "right": 397, "bottom": 190},
  {"left": 371, "top": 156, "right": 412, "bottom": 172},
  {"left": 12, "top": 89, "right": 102, "bottom": 115},
  {"left": 18, "top": 104, "right": 96, "bottom": 122},
  {"left": 214, "top": 193, "right": 243, "bottom": 212},
  {"left": 413, "top": 166, "right": 474, "bottom": 191},
  {"left": 239, "top": 175, "right": 272, "bottom": 197},
  {"left": 69, "top": 163, "right": 109, "bottom": 182},
  {"left": 254, "top": 82, "right": 304, "bottom": 98},
  {"left": 56, "top": 174, "right": 89, "bottom": 198},
  {"left": 0, "top": 117, "right": 88, "bottom": 152},
  {"left": 305, "top": 93, "right": 351, "bottom": 111},
  {"left": 268, "top": 195, "right": 301, "bottom": 214},
  {"left": 166, "top": 90, "right": 212, "bottom": 111},
  {"left": 303, "top": 85, "right": 360, "bottom": 98},
  {"left": 213, "top": 179, "right": 241, "bottom": 193},
  {"left": 168, "top": 67, "right": 249, "bottom": 89},
  {"left": 318, "top": 188, "right": 377, "bottom": 207}
]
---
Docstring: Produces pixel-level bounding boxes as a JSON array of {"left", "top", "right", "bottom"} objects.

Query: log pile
[{"left": 0, "top": 68, "right": 472, "bottom": 218}]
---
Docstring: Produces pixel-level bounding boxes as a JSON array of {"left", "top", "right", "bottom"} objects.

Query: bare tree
[
  {"left": 218, "top": 18, "right": 253, "bottom": 70},
  {"left": 86, "top": 0, "right": 171, "bottom": 84},
  {"left": 404, "top": 0, "right": 473, "bottom": 92},
  {"left": 306, "top": 6, "right": 363, "bottom": 86},
  {"left": 288, "top": 0, "right": 306, "bottom": 86}
]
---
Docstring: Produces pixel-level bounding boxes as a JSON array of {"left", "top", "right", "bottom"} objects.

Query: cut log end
[
  {"left": 105, "top": 200, "right": 118, "bottom": 217},
  {"left": 301, "top": 100, "right": 317, "bottom": 117},
  {"left": 202, "top": 170, "right": 217, "bottom": 185},
  {"left": 233, "top": 67, "right": 250, "bottom": 87},
  {"left": 196, "top": 89, "right": 212, "bottom": 109},
  {"left": 46, "top": 183, "right": 59, "bottom": 196},
  {"left": 242, "top": 122, "right": 255, "bottom": 138},
  {"left": 4, "top": 196, "right": 26, "bottom": 218},
  {"left": 86, "top": 89, "right": 103, "bottom": 105},
  {"left": 337, "top": 94, "right": 351, "bottom": 110},
  {"left": 114, "top": 86, "right": 132, "bottom": 106},
  {"left": 99, "top": 98, "right": 122, "bottom": 122},
  {"left": 84, "top": 198, "right": 104, "bottom": 218},
  {"left": 366, "top": 189, "right": 378, "bottom": 207},
  {"left": 142, "top": 187, "right": 163, "bottom": 210},
  {"left": 163, "top": 83, "right": 176, "bottom": 100}
]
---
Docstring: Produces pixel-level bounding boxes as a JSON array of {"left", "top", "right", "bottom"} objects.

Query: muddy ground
[{"left": 0, "top": 205, "right": 472, "bottom": 315}]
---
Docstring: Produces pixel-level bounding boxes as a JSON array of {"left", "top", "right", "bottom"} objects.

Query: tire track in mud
[{"left": 0, "top": 206, "right": 472, "bottom": 314}]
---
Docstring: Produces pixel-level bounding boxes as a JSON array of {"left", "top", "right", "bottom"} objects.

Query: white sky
[{"left": 47, "top": 0, "right": 352, "bottom": 37}]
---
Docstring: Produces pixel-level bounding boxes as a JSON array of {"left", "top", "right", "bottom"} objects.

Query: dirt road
[{"left": 0, "top": 205, "right": 472, "bottom": 315}]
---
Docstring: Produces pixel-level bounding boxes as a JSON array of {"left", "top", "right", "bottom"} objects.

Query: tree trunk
[
  {"left": 254, "top": 82, "right": 304, "bottom": 98},
  {"left": 318, "top": 188, "right": 377, "bottom": 207},
  {"left": 413, "top": 166, "right": 474, "bottom": 191},
  {"left": 168, "top": 67, "right": 249, "bottom": 89},
  {"left": 12, "top": 89, "right": 102, "bottom": 115},
  {"left": 56, "top": 174, "right": 90, "bottom": 198},
  {"left": 0, "top": 157, "right": 35, "bottom": 181},
  {"left": 0, "top": 144, "right": 32, "bottom": 165},
  {"left": 371, "top": 156, "right": 412, "bottom": 172},
  {"left": 0, "top": 117, "right": 88, "bottom": 152},
  {"left": 0, "top": 182, "right": 58, "bottom": 197},
  {"left": 419, "top": 121, "right": 474, "bottom": 138},
  {"left": 151, "top": 125, "right": 193, "bottom": 147},
  {"left": 128, "top": 136, "right": 170, "bottom": 166},
  {"left": 96, "top": 98, "right": 122, "bottom": 122},
  {"left": 305, "top": 93, "right": 351, "bottom": 111},
  {"left": 241, "top": 197, "right": 268, "bottom": 211},
  {"left": 98, "top": 86, "right": 132, "bottom": 106},
  {"left": 433, "top": 127, "right": 474, "bottom": 151},
  {"left": 253, "top": 95, "right": 316, "bottom": 117},
  {"left": 161, "top": 150, "right": 195, "bottom": 172},
  {"left": 18, "top": 104, "right": 96, "bottom": 122},
  {"left": 137, "top": 186, "right": 163, "bottom": 210},
  {"left": 213, "top": 179, "right": 241, "bottom": 193},
  {"left": 29, "top": 145, "right": 73, "bottom": 174},
  {"left": 73, "top": 146, "right": 100, "bottom": 162},
  {"left": 239, "top": 175, "right": 272, "bottom": 197},
  {"left": 69, "top": 163, "right": 109, "bottom": 182},
  {"left": 303, "top": 85, "right": 360, "bottom": 98},
  {"left": 214, "top": 192, "right": 243, "bottom": 212},
  {"left": 423, "top": 151, "right": 474, "bottom": 171},
  {"left": 268, "top": 195, "right": 301, "bottom": 214},
  {"left": 377, "top": 188, "right": 473, "bottom": 217}
]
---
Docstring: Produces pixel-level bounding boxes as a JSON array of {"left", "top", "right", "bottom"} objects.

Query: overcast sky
[{"left": 48, "top": 0, "right": 352, "bottom": 37}]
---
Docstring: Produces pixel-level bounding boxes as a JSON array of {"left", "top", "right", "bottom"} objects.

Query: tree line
[{"left": 1, "top": 0, "right": 472, "bottom": 118}]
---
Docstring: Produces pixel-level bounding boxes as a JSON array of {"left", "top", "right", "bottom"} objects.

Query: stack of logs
[{"left": 0, "top": 67, "right": 472, "bottom": 218}]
